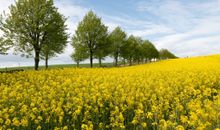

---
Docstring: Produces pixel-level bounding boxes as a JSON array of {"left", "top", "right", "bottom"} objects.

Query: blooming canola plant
[{"left": 0, "top": 55, "right": 220, "bottom": 130}]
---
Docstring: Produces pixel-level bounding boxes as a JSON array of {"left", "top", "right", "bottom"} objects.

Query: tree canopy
[
  {"left": 0, "top": 37, "right": 9, "bottom": 55},
  {"left": 109, "top": 27, "right": 126, "bottom": 66},
  {"left": 142, "top": 40, "right": 159, "bottom": 62},
  {"left": 0, "top": 0, "right": 68, "bottom": 70},
  {"left": 72, "top": 11, "right": 108, "bottom": 68},
  {"left": 159, "top": 49, "right": 177, "bottom": 59},
  {"left": 71, "top": 36, "right": 89, "bottom": 67}
]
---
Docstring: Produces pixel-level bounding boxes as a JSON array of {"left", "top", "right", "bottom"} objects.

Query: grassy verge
[{"left": 0, "top": 63, "right": 114, "bottom": 71}]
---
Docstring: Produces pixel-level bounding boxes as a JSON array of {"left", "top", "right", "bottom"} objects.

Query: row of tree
[
  {"left": 71, "top": 11, "right": 177, "bottom": 67},
  {"left": 0, "top": 0, "right": 176, "bottom": 70}
]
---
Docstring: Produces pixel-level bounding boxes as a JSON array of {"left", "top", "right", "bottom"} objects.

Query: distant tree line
[
  {"left": 71, "top": 11, "right": 177, "bottom": 67},
  {"left": 0, "top": 0, "right": 177, "bottom": 70}
]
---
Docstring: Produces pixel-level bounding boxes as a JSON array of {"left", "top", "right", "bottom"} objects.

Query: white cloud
[
  {"left": 0, "top": 0, "right": 14, "bottom": 36},
  {"left": 55, "top": 0, "right": 87, "bottom": 19},
  {"left": 129, "top": 24, "right": 174, "bottom": 37},
  {"left": 136, "top": 0, "right": 220, "bottom": 57},
  {"left": 55, "top": 0, "right": 88, "bottom": 35},
  {"left": 0, "top": 0, "right": 14, "bottom": 14},
  {"left": 154, "top": 13, "right": 220, "bottom": 56}
]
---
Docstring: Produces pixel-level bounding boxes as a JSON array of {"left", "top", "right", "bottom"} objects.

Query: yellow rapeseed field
[{"left": 1, "top": 55, "right": 220, "bottom": 130}]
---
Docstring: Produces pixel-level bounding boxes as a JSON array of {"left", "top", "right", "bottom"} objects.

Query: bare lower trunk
[
  {"left": 90, "top": 51, "right": 93, "bottom": 68},
  {"left": 77, "top": 62, "right": 79, "bottom": 67},
  {"left": 129, "top": 57, "right": 132, "bottom": 66},
  {"left": 115, "top": 56, "right": 118, "bottom": 67},
  {"left": 99, "top": 57, "right": 102, "bottom": 67},
  {"left": 45, "top": 54, "right": 48, "bottom": 69},
  {"left": 34, "top": 49, "right": 40, "bottom": 70}
]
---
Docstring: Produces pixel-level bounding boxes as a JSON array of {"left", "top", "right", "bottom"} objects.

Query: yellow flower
[
  {"left": 63, "top": 126, "right": 68, "bottom": 130},
  {"left": 36, "top": 125, "right": 42, "bottom": 130},
  {"left": 0, "top": 118, "right": 3, "bottom": 124},
  {"left": 180, "top": 115, "right": 188, "bottom": 123},
  {"left": 21, "top": 118, "right": 28, "bottom": 127},
  {"left": 131, "top": 119, "right": 138, "bottom": 125},
  {"left": 54, "top": 127, "right": 60, "bottom": 130},
  {"left": 141, "top": 122, "right": 147, "bottom": 128},
  {"left": 12, "top": 117, "right": 20, "bottom": 126},
  {"left": 175, "top": 125, "right": 185, "bottom": 130},
  {"left": 1, "top": 54, "right": 220, "bottom": 129},
  {"left": 81, "top": 124, "right": 87, "bottom": 130},
  {"left": 37, "top": 116, "right": 43, "bottom": 121},
  {"left": 5, "top": 119, "right": 11, "bottom": 126}
]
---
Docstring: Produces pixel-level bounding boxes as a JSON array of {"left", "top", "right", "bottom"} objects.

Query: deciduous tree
[
  {"left": 109, "top": 27, "right": 126, "bottom": 66},
  {"left": 142, "top": 40, "right": 159, "bottom": 62},
  {"left": 71, "top": 38, "right": 89, "bottom": 67},
  {"left": 73, "top": 11, "right": 108, "bottom": 68},
  {"left": 159, "top": 49, "right": 177, "bottom": 59},
  {"left": 0, "top": 0, "right": 67, "bottom": 70}
]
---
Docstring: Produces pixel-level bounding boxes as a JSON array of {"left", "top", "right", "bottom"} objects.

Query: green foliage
[
  {"left": 40, "top": 11, "right": 68, "bottom": 68},
  {"left": 71, "top": 50, "right": 88, "bottom": 67},
  {"left": 0, "top": 37, "right": 9, "bottom": 54},
  {"left": 0, "top": 0, "right": 68, "bottom": 70},
  {"left": 133, "top": 37, "right": 144, "bottom": 64},
  {"left": 73, "top": 11, "right": 108, "bottom": 68},
  {"left": 94, "top": 35, "right": 112, "bottom": 66},
  {"left": 71, "top": 42, "right": 89, "bottom": 67},
  {"left": 142, "top": 40, "right": 159, "bottom": 61},
  {"left": 109, "top": 27, "right": 126, "bottom": 66},
  {"left": 121, "top": 35, "right": 138, "bottom": 65},
  {"left": 159, "top": 49, "right": 177, "bottom": 59}
]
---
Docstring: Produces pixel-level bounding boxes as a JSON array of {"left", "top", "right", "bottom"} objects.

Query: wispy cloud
[
  {"left": 55, "top": 0, "right": 88, "bottom": 34},
  {"left": 136, "top": 0, "right": 220, "bottom": 57}
]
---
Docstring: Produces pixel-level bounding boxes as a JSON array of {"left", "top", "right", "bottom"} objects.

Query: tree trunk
[
  {"left": 45, "top": 54, "right": 48, "bottom": 69},
  {"left": 90, "top": 51, "right": 93, "bottom": 68},
  {"left": 99, "top": 57, "right": 102, "bottom": 67},
  {"left": 77, "top": 62, "right": 79, "bottom": 67},
  {"left": 129, "top": 57, "right": 132, "bottom": 66},
  {"left": 115, "top": 56, "right": 118, "bottom": 67},
  {"left": 123, "top": 58, "right": 126, "bottom": 66},
  {"left": 34, "top": 49, "right": 40, "bottom": 70},
  {"left": 145, "top": 58, "right": 148, "bottom": 63}
]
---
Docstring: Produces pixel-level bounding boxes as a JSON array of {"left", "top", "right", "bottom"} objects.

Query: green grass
[{"left": 0, "top": 63, "right": 114, "bottom": 71}]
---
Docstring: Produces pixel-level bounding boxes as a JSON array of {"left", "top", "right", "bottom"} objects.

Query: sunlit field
[{"left": 1, "top": 55, "right": 220, "bottom": 130}]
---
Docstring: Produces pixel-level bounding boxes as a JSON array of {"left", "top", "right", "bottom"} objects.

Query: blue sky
[{"left": 0, "top": 0, "right": 220, "bottom": 67}]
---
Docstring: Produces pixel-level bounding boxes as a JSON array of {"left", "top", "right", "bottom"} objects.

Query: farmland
[{"left": 0, "top": 55, "right": 220, "bottom": 130}]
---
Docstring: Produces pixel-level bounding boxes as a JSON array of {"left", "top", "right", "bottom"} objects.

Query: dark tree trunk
[
  {"left": 90, "top": 51, "right": 93, "bottom": 68},
  {"left": 45, "top": 54, "right": 48, "bottom": 69},
  {"left": 99, "top": 57, "right": 102, "bottom": 67},
  {"left": 123, "top": 58, "right": 126, "bottom": 66},
  {"left": 34, "top": 49, "right": 40, "bottom": 70},
  {"left": 115, "top": 56, "right": 118, "bottom": 67},
  {"left": 77, "top": 62, "right": 79, "bottom": 67},
  {"left": 145, "top": 58, "right": 148, "bottom": 63},
  {"left": 129, "top": 57, "right": 132, "bottom": 66}
]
